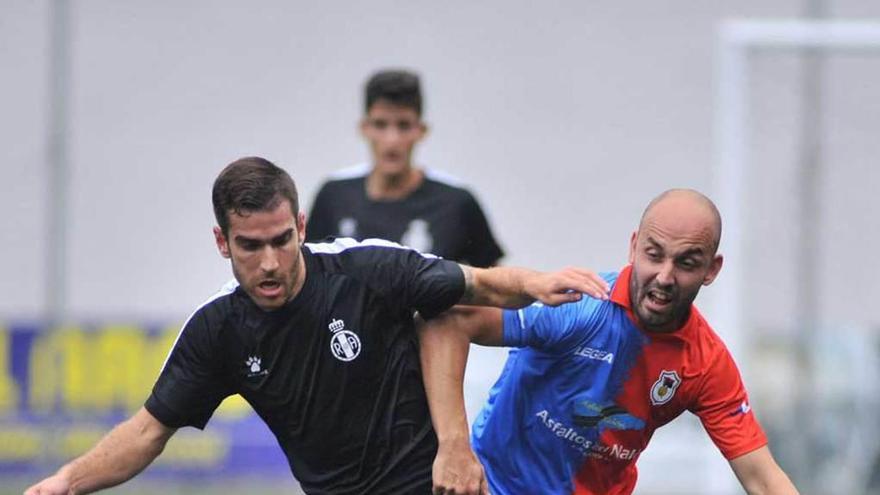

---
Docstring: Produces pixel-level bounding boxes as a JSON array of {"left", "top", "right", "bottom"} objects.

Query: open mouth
[
  {"left": 645, "top": 289, "right": 673, "bottom": 312},
  {"left": 257, "top": 280, "right": 283, "bottom": 298}
]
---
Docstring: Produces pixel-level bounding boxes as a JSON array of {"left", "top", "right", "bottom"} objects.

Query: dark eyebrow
[
  {"left": 645, "top": 237, "right": 706, "bottom": 259},
  {"left": 271, "top": 229, "right": 294, "bottom": 244},
  {"left": 645, "top": 237, "right": 662, "bottom": 249},
  {"left": 234, "top": 228, "right": 294, "bottom": 245},
  {"left": 233, "top": 235, "right": 261, "bottom": 245},
  {"left": 676, "top": 247, "right": 707, "bottom": 259}
]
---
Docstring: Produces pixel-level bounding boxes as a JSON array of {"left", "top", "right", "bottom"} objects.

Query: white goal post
[
  {"left": 712, "top": 19, "right": 880, "bottom": 358},
  {"left": 707, "top": 19, "right": 880, "bottom": 493}
]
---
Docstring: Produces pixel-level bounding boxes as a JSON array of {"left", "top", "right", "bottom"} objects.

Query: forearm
[
  {"left": 419, "top": 311, "right": 472, "bottom": 442},
  {"left": 741, "top": 472, "right": 799, "bottom": 495},
  {"left": 460, "top": 265, "right": 609, "bottom": 309},
  {"left": 59, "top": 411, "right": 170, "bottom": 493},
  {"left": 419, "top": 311, "right": 490, "bottom": 494},
  {"left": 731, "top": 446, "right": 799, "bottom": 495},
  {"left": 462, "top": 266, "right": 538, "bottom": 308}
]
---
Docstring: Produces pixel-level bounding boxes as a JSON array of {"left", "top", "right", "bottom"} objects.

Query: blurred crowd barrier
[
  {"left": 0, "top": 323, "right": 289, "bottom": 480},
  {"left": 3, "top": 322, "right": 879, "bottom": 493},
  {"left": 752, "top": 324, "right": 880, "bottom": 494}
]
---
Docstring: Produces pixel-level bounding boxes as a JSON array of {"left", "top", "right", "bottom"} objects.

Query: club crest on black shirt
[{"left": 328, "top": 318, "right": 361, "bottom": 362}]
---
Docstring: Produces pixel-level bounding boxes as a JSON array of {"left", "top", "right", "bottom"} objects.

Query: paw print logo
[{"left": 246, "top": 356, "right": 261, "bottom": 373}]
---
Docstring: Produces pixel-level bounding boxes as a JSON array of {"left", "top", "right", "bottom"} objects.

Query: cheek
[
  {"left": 231, "top": 252, "right": 259, "bottom": 272},
  {"left": 630, "top": 266, "right": 652, "bottom": 291},
  {"left": 404, "top": 135, "right": 421, "bottom": 149},
  {"left": 368, "top": 133, "right": 388, "bottom": 147},
  {"left": 679, "top": 276, "right": 704, "bottom": 297},
  {"left": 278, "top": 249, "right": 299, "bottom": 269}
]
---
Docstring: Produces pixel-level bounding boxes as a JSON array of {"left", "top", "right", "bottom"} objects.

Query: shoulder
[
  {"left": 306, "top": 236, "right": 425, "bottom": 256},
  {"left": 423, "top": 168, "right": 467, "bottom": 188},
  {"left": 602, "top": 270, "right": 621, "bottom": 287},
  {"left": 421, "top": 169, "right": 483, "bottom": 204},
  {"left": 315, "top": 164, "right": 369, "bottom": 194},
  {"left": 525, "top": 271, "right": 618, "bottom": 322},
  {"left": 692, "top": 308, "right": 726, "bottom": 348},
  {"left": 172, "top": 279, "right": 240, "bottom": 349},
  {"left": 507, "top": 288, "right": 614, "bottom": 349},
  {"left": 303, "top": 238, "right": 462, "bottom": 314},
  {"left": 305, "top": 237, "right": 436, "bottom": 271},
  {"left": 191, "top": 279, "right": 239, "bottom": 322},
  {"left": 685, "top": 307, "right": 736, "bottom": 369},
  {"left": 422, "top": 169, "right": 469, "bottom": 195},
  {"left": 328, "top": 162, "right": 371, "bottom": 180}
]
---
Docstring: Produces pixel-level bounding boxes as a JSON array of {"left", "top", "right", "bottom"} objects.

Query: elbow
[{"left": 739, "top": 469, "right": 799, "bottom": 495}]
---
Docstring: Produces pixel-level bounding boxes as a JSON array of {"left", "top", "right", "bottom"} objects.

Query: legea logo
[{"left": 573, "top": 346, "right": 614, "bottom": 364}]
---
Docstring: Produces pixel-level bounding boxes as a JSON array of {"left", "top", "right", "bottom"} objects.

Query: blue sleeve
[{"left": 502, "top": 296, "right": 604, "bottom": 353}]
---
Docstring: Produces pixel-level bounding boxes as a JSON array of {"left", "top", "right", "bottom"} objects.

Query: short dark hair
[
  {"left": 212, "top": 156, "right": 299, "bottom": 236},
  {"left": 364, "top": 69, "right": 422, "bottom": 115}
]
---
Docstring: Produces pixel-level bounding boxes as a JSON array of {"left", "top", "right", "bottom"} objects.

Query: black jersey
[
  {"left": 145, "top": 239, "right": 465, "bottom": 494},
  {"left": 306, "top": 167, "right": 504, "bottom": 268}
]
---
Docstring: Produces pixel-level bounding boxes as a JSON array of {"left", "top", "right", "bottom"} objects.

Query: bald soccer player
[{"left": 419, "top": 189, "right": 799, "bottom": 494}]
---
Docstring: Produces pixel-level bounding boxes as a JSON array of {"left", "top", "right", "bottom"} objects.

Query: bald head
[
  {"left": 639, "top": 189, "right": 722, "bottom": 254},
  {"left": 627, "top": 189, "right": 724, "bottom": 333}
]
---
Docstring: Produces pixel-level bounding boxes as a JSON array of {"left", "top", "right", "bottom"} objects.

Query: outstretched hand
[
  {"left": 24, "top": 472, "right": 71, "bottom": 495},
  {"left": 524, "top": 266, "right": 610, "bottom": 306},
  {"left": 432, "top": 437, "right": 489, "bottom": 495}
]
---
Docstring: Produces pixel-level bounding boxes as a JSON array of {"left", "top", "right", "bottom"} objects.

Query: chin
[
  {"left": 376, "top": 161, "right": 407, "bottom": 175},
  {"left": 258, "top": 300, "right": 285, "bottom": 311},
  {"left": 637, "top": 309, "right": 671, "bottom": 330},
  {"left": 246, "top": 291, "right": 282, "bottom": 311}
]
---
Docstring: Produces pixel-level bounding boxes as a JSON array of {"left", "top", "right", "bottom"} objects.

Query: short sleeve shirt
[
  {"left": 472, "top": 266, "right": 767, "bottom": 495},
  {"left": 146, "top": 239, "right": 465, "bottom": 494},
  {"left": 306, "top": 166, "right": 504, "bottom": 267}
]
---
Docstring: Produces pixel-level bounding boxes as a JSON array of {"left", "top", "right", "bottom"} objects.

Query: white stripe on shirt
[{"left": 157, "top": 279, "right": 239, "bottom": 376}]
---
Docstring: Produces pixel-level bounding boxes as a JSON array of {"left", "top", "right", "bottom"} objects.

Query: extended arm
[
  {"left": 422, "top": 264, "right": 607, "bottom": 494},
  {"left": 25, "top": 407, "right": 176, "bottom": 495},
  {"left": 419, "top": 306, "right": 503, "bottom": 495},
  {"left": 729, "top": 446, "right": 799, "bottom": 495},
  {"left": 459, "top": 264, "right": 609, "bottom": 308}
]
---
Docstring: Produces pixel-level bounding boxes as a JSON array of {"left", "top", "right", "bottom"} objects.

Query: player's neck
[
  {"left": 290, "top": 253, "right": 308, "bottom": 300},
  {"left": 366, "top": 166, "right": 424, "bottom": 201}
]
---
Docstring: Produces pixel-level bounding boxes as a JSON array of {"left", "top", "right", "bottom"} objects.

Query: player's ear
[
  {"left": 296, "top": 211, "right": 307, "bottom": 246},
  {"left": 628, "top": 230, "right": 638, "bottom": 264},
  {"left": 214, "top": 226, "right": 231, "bottom": 258},
  {"left": 702, "top": 254, "right": 723, "bottom": 286}
]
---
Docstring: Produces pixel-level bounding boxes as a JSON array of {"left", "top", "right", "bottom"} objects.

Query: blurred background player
[
  {"left": 306, "top": 69, "right": 504, "bottom": 267},
  {"left": 419, "top": 189, "right": 799, "bottom": 495}
]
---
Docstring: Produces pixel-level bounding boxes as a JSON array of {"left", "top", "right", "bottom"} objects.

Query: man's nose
[
  {"left": 656, "top": 261, "right": 675, "bottom": 286},
  {"left": 260, "top": 247, "right": 280, "bottom": 273},
  {"left": 383, "top": 125, "right": 406, "bottom": 144}
]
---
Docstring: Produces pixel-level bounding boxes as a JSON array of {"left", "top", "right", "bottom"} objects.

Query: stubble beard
[{"left": 231, "top": 259, "right": 295, "bottom": 312}]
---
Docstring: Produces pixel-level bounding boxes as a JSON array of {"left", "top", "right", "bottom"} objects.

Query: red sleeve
[{"left": 692, "top": 343, "right": 767, "bottom": 460}]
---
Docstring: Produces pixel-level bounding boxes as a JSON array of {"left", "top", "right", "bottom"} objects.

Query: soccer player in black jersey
[
  {"left": 306, "top": 69, "right": 504, "bottom": 268},
  {"left": 26, "top": 156, "right": 608, "bottom": 495}
]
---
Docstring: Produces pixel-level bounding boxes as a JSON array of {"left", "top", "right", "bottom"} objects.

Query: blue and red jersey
[{"left": 472, "top": 266, "right": 767, "bottom": 495}]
